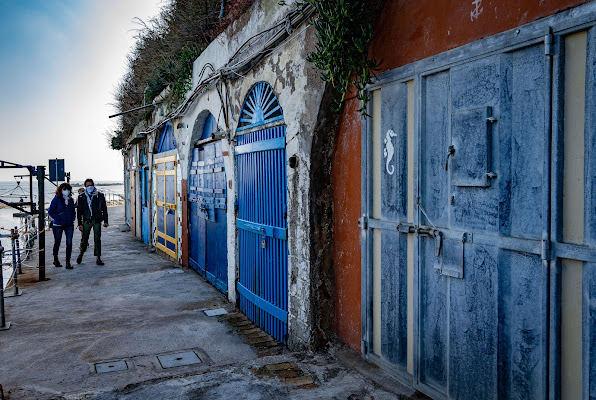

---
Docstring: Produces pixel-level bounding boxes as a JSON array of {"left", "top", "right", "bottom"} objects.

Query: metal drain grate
[
  {"left": 157, "top": 351, "right": 202, "bottom": 369},
  {"left": 95, "top": 360, "right": 128, "bottom": 373}
]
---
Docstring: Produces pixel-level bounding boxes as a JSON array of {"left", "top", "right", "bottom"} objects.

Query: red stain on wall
[
  {"left": 181, "top": 180, "right": 189, "bottom": 268},
  {"left": 333, "top": 98, "right": 362, "bottom": 352},
  {"left": 371, "top": 0, "right": 590, "bottom": 72}
]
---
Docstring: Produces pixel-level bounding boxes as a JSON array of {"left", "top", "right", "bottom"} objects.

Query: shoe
[
  {"left": 65, "top": 259, "right": 73, "bottom": 269},
  {"left": 53, "top": 256, "right": 63, "bottom": 268},
  {"left": 96, "top": 257, "right": 104, "bottom": 266},
  {"left": 76, "top": 253, "right": 83, "bottom": 264}
]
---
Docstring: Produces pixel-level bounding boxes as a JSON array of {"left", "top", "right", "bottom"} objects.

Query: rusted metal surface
[
  {"left": 371, "top": 0, "right": 590, "bottom": 72},
  {"left": 332, "top": 98, "right": 362, "bottom": 352}
]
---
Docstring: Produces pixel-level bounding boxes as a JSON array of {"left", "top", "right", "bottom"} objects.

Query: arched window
[
  {"left": 201, "top": 113, "right": 218, "bottom": 140},
  {"left": 237, "top": 82, "right": 283, "bottom": 131},
  {"left": 156, "top": 122, "right": 177, "bottom": 153}
]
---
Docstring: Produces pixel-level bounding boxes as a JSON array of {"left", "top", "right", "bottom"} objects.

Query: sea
[{"left": 0, "top": 180, "right": 124, "bottom": 231}]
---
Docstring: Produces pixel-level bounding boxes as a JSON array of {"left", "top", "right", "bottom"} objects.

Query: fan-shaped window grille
[{"left": 237, "top": 82, "right": 283, "bottom": 132}]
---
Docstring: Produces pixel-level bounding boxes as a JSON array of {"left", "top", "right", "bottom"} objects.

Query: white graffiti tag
[
  {"left": 470, "top": 0, "right": 483, "bottom": 21},
  {"left": 383, "top": 129, "right": 397, "bottom": 175}
]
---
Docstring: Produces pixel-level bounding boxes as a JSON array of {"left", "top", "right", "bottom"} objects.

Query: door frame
[{"left": 155, "top": 154, "right": 177, "bottom": 259}]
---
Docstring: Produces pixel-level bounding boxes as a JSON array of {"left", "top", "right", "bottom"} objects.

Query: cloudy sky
[{"left": 0, "top": 0, "right": 162, "bottom": 182}]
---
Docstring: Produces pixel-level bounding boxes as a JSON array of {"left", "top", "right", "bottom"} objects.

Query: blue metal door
[
  {"left": 236, "top": 82, "right": 287, "bottom": 343},
  {"left": 189, "top": 114, "right": 228, "bottom": 293}
]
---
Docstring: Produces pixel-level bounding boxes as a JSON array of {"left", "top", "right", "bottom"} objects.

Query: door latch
[
  {"left": 445, "top": 145, "right": 455, "bottom": 171},
  {"left": 260, "top": 228, "right": 267, "bottom": 249}
]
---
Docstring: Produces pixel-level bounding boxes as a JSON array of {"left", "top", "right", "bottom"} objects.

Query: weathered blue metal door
[
  {"left": 364, "top": 40, "right": 561, "bottom": 399},
  {"left": 236, "top": 82, "right": 287, "bottom": 343},
  {"left": 189, "top": 114, "right": 227, "bottom": 293}
]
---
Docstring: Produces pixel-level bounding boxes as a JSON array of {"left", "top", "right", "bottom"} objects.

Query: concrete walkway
[{"left": 0, "top": 206, "right": 423, "bottom": 400}]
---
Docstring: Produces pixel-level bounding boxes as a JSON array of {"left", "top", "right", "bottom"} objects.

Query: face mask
[
  {"left": 86, "top": 186, "right": 95, "bottom": 194},
  {"left": 62, "top": 190, "right": 70, "bottom": 196}
]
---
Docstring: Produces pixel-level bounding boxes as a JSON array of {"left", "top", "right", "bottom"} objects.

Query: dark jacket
[
  {"left": 48, "top": 195, "right": 76, "bottom": 226},
  {"left": 77, "top": 191, "right": 108, "bottom": 225}
]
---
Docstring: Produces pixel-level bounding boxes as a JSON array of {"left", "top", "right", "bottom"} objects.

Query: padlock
[{"left": 261, "top": 237, "right": 267, "bottom": 249}]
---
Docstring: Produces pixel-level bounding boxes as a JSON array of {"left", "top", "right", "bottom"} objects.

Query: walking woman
[{"left": 48, "top": 183, "right": 76, "bottom": 269}]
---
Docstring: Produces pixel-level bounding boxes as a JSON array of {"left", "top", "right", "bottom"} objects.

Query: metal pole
[
  {"left": 15, "top": 226, "right": 22, "bottom": 275},
  {"left": 37, "top": 166, "right": 46, "bottom": 281},
  {"left": 29, "top": 168, "right": 34, "bottom": 214},
  {"left": 9, "top": 229, "right": 20, "bottom": 297},
  {"left": 0, "top": 240, "right": 9, "bottom": 330}
]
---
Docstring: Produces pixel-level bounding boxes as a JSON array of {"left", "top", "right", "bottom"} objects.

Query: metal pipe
[
  {"left": 108, "top": 102, "right": 161, "bottom": 119},
  {"left": 37, "top": 166, "right": 46, "bottom": 281}
]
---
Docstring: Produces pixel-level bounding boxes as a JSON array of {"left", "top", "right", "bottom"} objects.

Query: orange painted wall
[
  {"left": 333, "top": 97, "right": 362, "bottom": 351},
  {"left": 371, "top": 0, "right": 590, "bottom": 72},
  {"left": 333, "top": 0, "right": 591, "bottom": 352}
]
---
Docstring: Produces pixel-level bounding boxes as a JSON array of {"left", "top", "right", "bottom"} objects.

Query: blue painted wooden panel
[
  {"left": 378, "top": 81, "right": 409, "bottom": 371},
  {"left": 189, "top": 125, "right": 228, "bottom": 294},
  {"left": 450, "top": 56, "right": 501, "bottom": 233},
  {"left": 236, "top": 125, "right": 288, "bottom": 343}
]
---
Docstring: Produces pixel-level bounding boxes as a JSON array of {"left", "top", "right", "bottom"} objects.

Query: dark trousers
[
  {"left": 80, "top": 221, "right": 102, "bottom": 257},
  {"left": 53, "top": 225, "right": 74, "bottom": 259}
]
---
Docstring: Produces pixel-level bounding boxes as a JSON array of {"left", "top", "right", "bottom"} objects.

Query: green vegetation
[
  {"left": 110, "top": 0, "right": 255, "bottom": 150},
  {"left": 286, "top": 0, "right": 382, "bottom": 114}
]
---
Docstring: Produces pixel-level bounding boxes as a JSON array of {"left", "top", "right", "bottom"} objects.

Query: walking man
[{"left": 76, "top": 179, "right": 108, "bottom": 265}]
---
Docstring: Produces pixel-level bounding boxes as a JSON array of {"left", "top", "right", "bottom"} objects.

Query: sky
[{"left": 0, "top": 0, "right": 163, "bottom": 182}]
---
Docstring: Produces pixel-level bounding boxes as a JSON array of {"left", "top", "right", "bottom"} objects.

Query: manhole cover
[
  {"left": 158, "top": 351, "right": 202, "bottom": 368},
  {"left": 95, "top": 360, "right": 128, "bottom": 373},
  {"left": 204, "top": 308, "right": 228, "bottom": 316}
]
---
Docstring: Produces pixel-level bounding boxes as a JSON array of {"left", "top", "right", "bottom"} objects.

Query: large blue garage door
[{"left": 189, "top": 113, "right": 228, "bottom": 293}]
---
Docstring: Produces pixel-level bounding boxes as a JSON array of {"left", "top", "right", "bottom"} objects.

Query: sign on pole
[{"left": 49, "top": 159, "right": 65, "bottom": 182}]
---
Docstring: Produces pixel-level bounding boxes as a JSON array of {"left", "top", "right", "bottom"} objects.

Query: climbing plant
[{"left": 283, "top": 0, "right": 382, "bottom": 114}]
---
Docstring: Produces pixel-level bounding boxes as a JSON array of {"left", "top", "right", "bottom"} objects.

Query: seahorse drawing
[{"left": 383, "top": 129, "right": 397, "bottom": 175}]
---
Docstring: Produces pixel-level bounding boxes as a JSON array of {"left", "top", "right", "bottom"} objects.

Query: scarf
[
  {"left": 85, "top": 188, "right": 97, "bottom": 217},
  {"left": 63, "top": 194, "right": 70, "bottom": 206}
]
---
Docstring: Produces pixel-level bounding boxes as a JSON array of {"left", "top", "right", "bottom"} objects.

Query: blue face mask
[
  {"left": 62, "top": 190, "right": 70, "bottom": 196},
  {"left": 86, "top": 186, "right": 95, "bottom": 194}
]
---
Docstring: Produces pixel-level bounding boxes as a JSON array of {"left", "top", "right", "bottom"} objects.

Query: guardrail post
[
  {"left": 15, "top": 227, "right": 22, "bottom": 275},
  {"left": 37, "top": 166, "right": 46, "bottom": 281},
  {"left": 0, "top": 240, "right": 10, "bottom": 330},
  {"left": 8, "top": 229, "right": 21, "bottom": 297}
]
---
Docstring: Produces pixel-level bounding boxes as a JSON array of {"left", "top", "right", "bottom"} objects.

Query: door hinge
[
  {"left": 545, "top": 30, "right": 554, "bottom": 56},
  {"left": 541, "top": 239, "right": 553, "bottom": 260},
  {"left": 358, "top": 214, "right": 368, "bottom": 229}
]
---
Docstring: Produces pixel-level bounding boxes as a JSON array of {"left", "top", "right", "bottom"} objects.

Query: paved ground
[{"left": 0, "top": 206, "right": 424, "bottom": 400}]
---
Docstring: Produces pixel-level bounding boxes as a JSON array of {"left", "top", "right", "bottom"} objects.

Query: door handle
[{"left": 445, "top": 145, "right": 455, "bottom": 171}]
